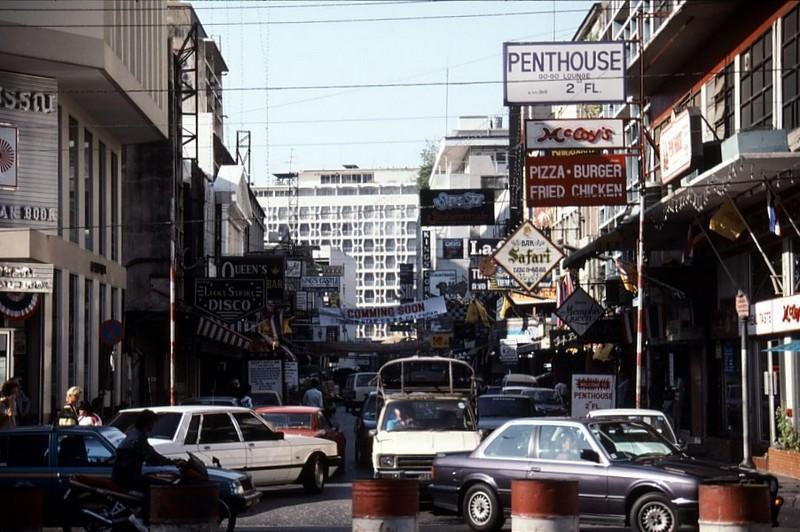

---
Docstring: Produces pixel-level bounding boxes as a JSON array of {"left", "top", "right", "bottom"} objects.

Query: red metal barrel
[
  {"left": 0, "top": 487, "right": 44, "bottom": 531},
  {"left": 150, "top": 483, "right": 220, "bottom": 532},
  {"left": 511, "top": 479, "right": 579, "bottom": 532},
  {"left": 352, "top": 479, "right": 418, "bottom": 532},
  {"left": 698, "top": 484, "right": 772, "bottom": 532}
]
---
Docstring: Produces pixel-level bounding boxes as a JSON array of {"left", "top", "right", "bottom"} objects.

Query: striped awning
[{"left": 197, "top": 316, "right": 252, "bottom": 350}]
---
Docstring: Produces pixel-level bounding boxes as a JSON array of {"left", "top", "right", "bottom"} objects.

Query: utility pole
[{"left": 635, "top": 12, "right": 647, "bottom": 408}]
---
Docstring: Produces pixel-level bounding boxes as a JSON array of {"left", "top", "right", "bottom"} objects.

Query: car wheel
[
  {"left": 630, "top": 492, "right": 679, "bottom": 532},
  {"left": 462, "top": 483, "right": 504, "bottom": 532},
  {"left": 302, "top": 454, "right": 326, "bottom": 494}
]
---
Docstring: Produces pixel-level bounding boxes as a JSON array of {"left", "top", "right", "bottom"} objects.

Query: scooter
[{"left": 64, "top": 452, "right": 227, "bottom": 531}]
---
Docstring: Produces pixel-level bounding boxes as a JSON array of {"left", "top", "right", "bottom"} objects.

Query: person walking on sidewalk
[
  {"left": 58, "top": 386, "right": 82, "bottom": 427},
  {"left": 0, "top": 379, "right": 19, "bottom": 430}
]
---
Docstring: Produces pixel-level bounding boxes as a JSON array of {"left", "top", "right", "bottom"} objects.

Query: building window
[
  {"left": 111, "top": 152, "right": 119, "bottom": 261},
  {"left": 783, "top": 6, "right": 800, "bottom": 130},
  {"left": 99, "top": 142, "right": 107, "bottom": 257},
  {"left": 707, "top": 63, "right": 735, "bottom": 140},
  {"left": 69, "top": 274, "right": 78, "bottom": 386},
  {"left": 740, "top": 29, "right": 773, "bottom": 129},
  {"left": 84, "top": 279, "right": 93, "bottom": 392},
  {"left": 84, "top": 130, "right": 93, "bottom": 251},
  {"left": 69, "top": 117, "right": 79, "bottom": 244}
]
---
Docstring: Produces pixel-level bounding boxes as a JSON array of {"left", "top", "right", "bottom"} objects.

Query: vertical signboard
[{"left": 422, "top": 230, "right": 432, "bottom": 269}]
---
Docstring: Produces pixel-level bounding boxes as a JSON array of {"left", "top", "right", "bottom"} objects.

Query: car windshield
[
  {"left": 589, "top": 420, "right": 678, "bottom": 460},
  {"left": 362, "top": 394, "right": 378, "bottom": 421},
  {"left": 504, "top": 388, "right": 561, "bottom": 406},
  {"left": 478, "top": 396, "right": 534, "bottom": 418},
  {"left": 591, "top": 414, "right": 675, "bottom": 443},
  {"left": 261, "top": 413, "right": 313, "bottom": 429},
  {"left": 380, "top": 399, "right": 474, "bottom": 432},
  {"left": 110, "top": 412, "right": 182, "bottom": 440},
  {"left": 356, "top": 374, "right": 377, "bottom": 386}
]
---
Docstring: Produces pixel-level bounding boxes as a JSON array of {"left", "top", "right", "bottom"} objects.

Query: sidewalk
[{"left": 777, "top": 475, "right": 800, "bottom": 529}]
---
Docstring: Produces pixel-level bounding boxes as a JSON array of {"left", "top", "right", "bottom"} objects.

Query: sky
[{"left": 192, "top": 0, "right": 593, "bottom": 186}]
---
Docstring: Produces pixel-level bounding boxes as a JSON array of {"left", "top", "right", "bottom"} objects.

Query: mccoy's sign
[
  {"left": 526, "top": 119, "right": 625, "bottom": 150},
  {"left": 748, "top": 294, "right": 800, "bottom": 336},
  {"left": 218, "top": 255, "right": 284, "bottom": 301},
  {"left": 492, "top": 221, "right": 562, "bottom": 292},
  {"left": 526, "top": 154, "right": 627, "bottom": 207},
  {"left": 504, "top": 41, "right": 626, "bottom": 104},
  {"left": 195, "top": 278, "right": 266, "bottom": 323}
]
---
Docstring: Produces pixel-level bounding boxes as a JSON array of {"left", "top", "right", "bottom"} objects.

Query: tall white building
[{"left": 255, "top": 167, "right": 419, "bottom": 338}]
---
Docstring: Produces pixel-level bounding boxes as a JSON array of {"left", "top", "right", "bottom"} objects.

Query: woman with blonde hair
[
  {"left": 57, "top": 386, "right": 82, "bottom": 427},
  {"left": 0, "top": 379, "right": 19, "bottom": 429}
]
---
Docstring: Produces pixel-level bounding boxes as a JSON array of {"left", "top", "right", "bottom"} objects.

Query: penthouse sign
[
  {"left": 504, "top": 42, "right": 626, "bottom": 104},
  {"left": 318, "top": 297, "right": 447, "bottom": 326},
  {"left": 526, "top": 154, "right": 627, "bottom": 207}
]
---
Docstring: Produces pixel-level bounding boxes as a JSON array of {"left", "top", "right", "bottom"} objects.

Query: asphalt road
[{"left": 236, "top": 406, "right": 800, "bottom": 532}]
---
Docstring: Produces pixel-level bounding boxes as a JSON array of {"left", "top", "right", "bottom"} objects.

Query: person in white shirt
[{"left": 302, "top": 379, "right": 324, "bottom": 408}]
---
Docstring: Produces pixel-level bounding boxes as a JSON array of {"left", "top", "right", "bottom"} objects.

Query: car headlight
[
  {"left": 230, "top": 480, "right": 245, "bottom": 496},
  {"left": 378, "top": 455, "right": 396, "bottom": 469}
]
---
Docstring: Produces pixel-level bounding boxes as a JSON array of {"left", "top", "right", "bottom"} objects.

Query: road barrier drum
[
  {"left": 0, "top": 487, "right": 44, "bottom": 531},
  {"left": 511, "top": 479, "right": 578, "bottom": 532},
  {"left": 352, "top": 479, "right": 419, "bottom": 532},
  {"left": 698, "top": 484, "right": 771, "bottom": 532},
  {"left": 150, "top": 483, "right": 220, "bottom": 532}
]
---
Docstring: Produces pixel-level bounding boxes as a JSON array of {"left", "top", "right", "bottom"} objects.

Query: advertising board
[
  {"left": 660, "top": 109, "right": 704, "bottom": 184},
  {"left": 318, "top": 297, "right": 447, "bottom": 326},
  {"left": 492, "top": 221, "right": 562, "bottom": 292},
  {"left": 571, "top": 373, "right": 616, "bottom": 417},
  {"left": 504, "top": 41, "right": 626, "bottom": 104},
  {"left": 525, "top": 118, "right": 625, "bottom": 150},
  {"left": 420, "top": 189, "right": 494, "bottom": 226},
  {"left": 555, "top": 287, "right": 604, "bottom": 336},
  {"left": 0, "top": 262, "right": 53, "bottom": 293},
  {"left": 300, "top": 276, "right": 341, "bottom": 290},
  {"left": 441, "top": 238, "right": 464, "bottom": 259},
  {"left": 422, "top": 230, "right": 432, "bottom": 269},
  {"left": 218, "top": 255, "right": 284, "bottom": 300},
  {"left": 526, "top": 154, "right": 627, "bottom": 207},
  {"left": 195, "top": 278, "right": 266, "bottom": 322},
  {"left": 428, "top": 270, "right": 458, "bottom": 297}
]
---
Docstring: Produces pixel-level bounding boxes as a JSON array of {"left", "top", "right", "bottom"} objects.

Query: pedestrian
[
  {"left": 237, "top": 384, "right": 253, "bottom": 409},
  {"left": 12, "top": 377, "right": 30, "bottom": 425},
  {"left": 57, "top": 386, "right": 82, "bottom": 427},
  {"left": 616, "top": 374, "right": 632, "bottom": 408},
  {"left": 0, "top": 379, "right": 19, "bottom": 430},
  {"left": 554, "top": 378, "right": 568, "bottom": 406},
  {"left": 78, "top": 401, "right": 103, "bottom": 426},
  {"left": 302, "top": 378, "right": 324, "bottom": 408}
]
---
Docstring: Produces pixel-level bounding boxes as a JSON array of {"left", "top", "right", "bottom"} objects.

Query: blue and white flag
[{"left": 767, "top": 189, "right": 782, "bottom": 237}]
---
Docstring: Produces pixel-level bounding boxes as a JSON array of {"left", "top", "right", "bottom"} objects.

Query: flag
[
  {"left": 465, "top": 299, "right": 490, "bottom": 327},
  {"left": 708, "top": 198, "right": 744, "bottom": 241},
  {"left": 615, "top": 259, "right": 638, "bottom": 294},
  {"left": 767, "top": 189, "right": 782, "bottom": 237},
  {"left": 499, "top": 294, "right": 514, "bottom": 320}
]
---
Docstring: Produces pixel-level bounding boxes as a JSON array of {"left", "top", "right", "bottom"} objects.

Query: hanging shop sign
[
  {"left": 248, "top": 359, "right": 282, "bottom": 394},
  {"left": 0, "top": 262, "right": 53, "bottom": 293},
  {"left": 285, "top": 260, "right": 302, "bottom": 278},
  {"left": 195, "top": 278, "right": 266, "bottom": 323},
  {"left": 420, "top": 189, "right": 494, "bottom": 226},
  {"left": 431, "top": 334, "right": 451, "bottom": 349},
  {"left": 441, "top": 238, "right": 464, "bottom": 259},
  {"left": 300, "top": 276, "right": 340, "bottom": 290},
  {"left": 504, "top": 41, "right": 626, "bottom": 104},
  {"left": 428, "top": 270, "right": 458, "bottom": 297},
  {"left": 525, "top": 118, "right": 625, "bottom": 150},
  {"left": 318, "top": 297, "right": 447, "bottom": 326},
  {"left": 0, "top": 292, "right": 39, "bottom": 319},
  {"left": 422, "top": 230, "right": 432, "bottom": 269},
  {"left": 492, "top": 220, "right": 563, "bottom": 292},
  {"left": 0, "top": 125, "right": 18, "bottom": 189},
  {"left": 526, "top": 154, "right": 627, "bottom": 207},
  {"left": 555, "top": 287, "right": 605, "bottom": 336},
  {"left": 571, "top": 373, "right": 616, "bottom": 417},
  {"left": 748, "top": 294, "right": 800, "bottom": 336},
  {"left": 218, "top": 255, "right": 284, "bottom": 300},
  {"left": 660, "top": 108, "right": 704, "bottom": 185}
]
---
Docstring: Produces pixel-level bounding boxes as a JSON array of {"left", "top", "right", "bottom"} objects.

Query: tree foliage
[{"left": 416, "top": 141, "right": 437, "bottom": 190}]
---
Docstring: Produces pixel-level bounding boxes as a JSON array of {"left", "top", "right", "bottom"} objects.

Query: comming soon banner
[{"left": 318, "top": 297, "right": 447, "bottom": 325}]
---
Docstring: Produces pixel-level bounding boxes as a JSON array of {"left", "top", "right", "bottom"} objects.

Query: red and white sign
[
  {"left": 660, "top": 109, "right": 703, "bottom": 184},
  {"left": 735, "top": 292, "right": 750, "bottom": 319},
  {"left": 571, "top": 373, "right": 616, "bottom": 417},
  {"left": 526, "top": 154, "right": 627, "bottom": 207},
  {"left": 0, "top": 125, "right": 18, "bottom": 189},
  {"left": 748, "top": 294, "right": 800, "bottom": 336},
  {"left": 526, "top": 119, "right": 625, "bottom": 150}
]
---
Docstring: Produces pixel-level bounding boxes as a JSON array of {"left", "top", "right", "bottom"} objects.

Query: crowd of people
[{"left": 0, "top": 379, "right": 106, "bottom": 430}]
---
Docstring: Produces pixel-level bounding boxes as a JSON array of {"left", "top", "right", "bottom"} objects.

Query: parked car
[
  {"left": 353, "top": 391, "right": 381, "bottom": 467},
  {"left": 257, "top": 406, "right": 346, "bottom": 461},
  {"left": 250, "top": 391, "right": 282, "bottom": 408},
  {"left": 501, "top": 386, "right": 567, "bottom": 416},
  {"left": 476, "top": 394, "right": 539, "bottom": 437},
  {"left": 429, "top": 418, "right": 783, "bottom": 532},
  {"left": 0, "top": 425, "right": 260, "bottom": 529},
  {"left": 343, "top": 372, "right": 378, "bottom": 412},
  {"left": 181, "top": 396, "right": 240, "bottom": 406},
  {"left": 586, "top": 408, "right": 680, "bottom": 447},
  {"left": 500, "top": 373, "right": 537, "bottom": 388},
  {"left": 110, "top": 405, "right": 341, "bottom": 493}
]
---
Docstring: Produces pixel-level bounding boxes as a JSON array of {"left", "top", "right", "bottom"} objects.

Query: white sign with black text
[
  {"left": 571, "top": 374, "right": 616, "bottom": 417},
  {"left": 300, "top": 276, "right": 341, "bottom": 290}
]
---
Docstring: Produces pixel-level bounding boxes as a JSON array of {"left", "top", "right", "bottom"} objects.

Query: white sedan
[{"left": 111, "top": 406, "right": 341, "bottom": 493}]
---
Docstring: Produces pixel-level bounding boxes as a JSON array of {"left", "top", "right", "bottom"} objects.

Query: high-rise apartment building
[{"left": 256, "top": 167, "right": 419, "bottom": 338}]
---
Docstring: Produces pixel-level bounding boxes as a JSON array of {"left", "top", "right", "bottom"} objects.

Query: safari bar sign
[
  {"left": 526, "top": 119, "right": 625, "bottom": 150},
  {"left": 504, "top": 41, "right": 626, "bottom": 104},
  {"left": 492, "top": 220, "right": 562, "bottom": 292},
  {"left": 526, "top": 154, "right": 627, "bottom": 207},
  {"left": 195, "top": 278, "right": 266, "bottom": 323}
]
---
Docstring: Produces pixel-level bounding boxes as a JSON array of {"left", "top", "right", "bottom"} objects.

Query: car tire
[
  {"left": 630, "top": 492, "right": 679, "bottom": 532},
  {"left": 462, "top": 483, "right": 504, "bottom": 532},
  {"left": 302, "top": 454, "right": 326, "bottom": 494},
  {"left": 218, "top": 499, "right": 237, "bottom": 532}
]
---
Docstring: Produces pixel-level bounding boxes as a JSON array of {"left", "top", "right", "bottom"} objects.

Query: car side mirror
[
  {"left": 270, "top": 431, "right": 285, "bottom": 441},
  {"left": 580, "top": 449, "right": 601, "bottom": 463}
]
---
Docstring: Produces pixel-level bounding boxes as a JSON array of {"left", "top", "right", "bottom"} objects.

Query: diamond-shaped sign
[
  {"left": 492, "top": 220, "right": 563, "bottom": 292},
  {"left": 555, "top": 287, "right": 604, "bottom": 336}
]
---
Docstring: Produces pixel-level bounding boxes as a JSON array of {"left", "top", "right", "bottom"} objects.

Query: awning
[
  {"left": 762, "top": 340, "right": 800, "bottom": 353},
  {"left": 196, "top": 316, "right": 252, "bottom": 350},
  {"left": 562, "top": 224, "right": 632, "bottom": 269}
]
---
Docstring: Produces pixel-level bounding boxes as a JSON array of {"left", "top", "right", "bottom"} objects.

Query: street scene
[{"left": 2, "top": 0, "right": 800, "bottom": 531}]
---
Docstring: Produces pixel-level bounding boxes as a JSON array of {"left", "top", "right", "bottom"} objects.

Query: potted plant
[{"left": 766, "top": 406, "right": 800, "bottom": 479}]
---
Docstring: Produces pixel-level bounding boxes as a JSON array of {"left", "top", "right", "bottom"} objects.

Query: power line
[{"left": 0, "top": 1, "right": 448, "bottom": 12}]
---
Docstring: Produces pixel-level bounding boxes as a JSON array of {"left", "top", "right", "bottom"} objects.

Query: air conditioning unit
[{"left": 742, "top": 51, "right": 751, "bottom": 72}]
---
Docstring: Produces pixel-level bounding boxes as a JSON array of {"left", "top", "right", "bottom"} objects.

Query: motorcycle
[{"left": 64, "top": 452, "right": 235, "bottom": 532}]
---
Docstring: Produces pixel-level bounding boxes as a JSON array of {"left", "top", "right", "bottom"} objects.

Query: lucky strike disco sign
[{"left": 504, "top": 42, "right": 626, "bottom": 104}]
